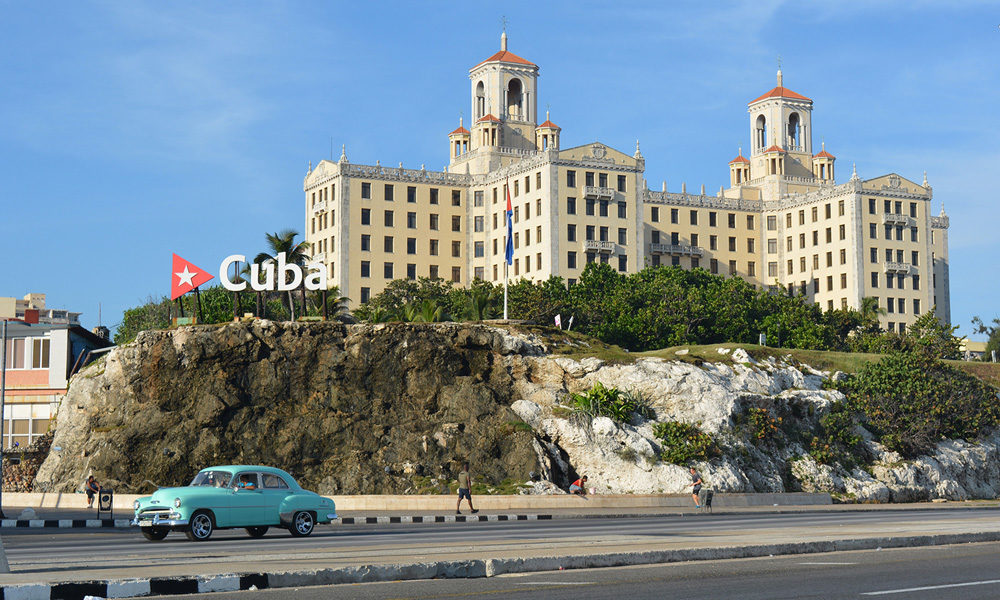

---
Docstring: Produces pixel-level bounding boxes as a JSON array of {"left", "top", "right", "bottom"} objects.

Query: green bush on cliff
[
  {"left": 843, "top": 352, "right": 1000, "bottom": 457},
  {"left": 568, "top": 383, "right": 653, "bottom": 423},
  {"left": 807, "top": 402, "right": 864, "bottom": 468},
  {"left": 653, "top": 421, "right": 718, "bottom": 464}
]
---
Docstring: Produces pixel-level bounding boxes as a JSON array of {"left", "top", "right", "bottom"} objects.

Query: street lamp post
[{"left": 0, "top": 319, "right": 8, "bottom": 518}]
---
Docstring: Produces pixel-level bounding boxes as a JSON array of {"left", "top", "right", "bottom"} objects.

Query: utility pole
[{"left": 1, "top": 319, "right": 9, "bottom": 519}]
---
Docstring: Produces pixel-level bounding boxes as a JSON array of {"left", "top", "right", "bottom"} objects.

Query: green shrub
[
  {"left": 807, "top": 402, "right": 864, "bottom": 468},
  {"left": 844, "top": 352, "right": 1000, "bottom": 457},
  {"left": 746, "top": 407, "right": 782, "bottom": 441},
  {"left": 569, "top": 382, "right": 654, "bottom": 424},
  {"left": 653, "top": 421, "right": 718, "bottom": 464}
]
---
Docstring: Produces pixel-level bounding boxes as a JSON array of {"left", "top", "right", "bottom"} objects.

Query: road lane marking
[
  {"left": 514, "top": 582, "right": 594, "bottom": 585},
  {"left": 798, "top": 562, "right": 856, "bottom": 565},
  {"left": 862, "top": 579, "right": 1000, "bottom": 595}
]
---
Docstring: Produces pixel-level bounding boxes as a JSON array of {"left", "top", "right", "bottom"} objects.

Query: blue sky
[{"left": 1, "top": 1, "right": 997, "bottom": 339}]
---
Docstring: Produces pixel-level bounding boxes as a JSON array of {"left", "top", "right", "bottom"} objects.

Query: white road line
[
  {"left": 798, "top": 562, "right": 856, "bottom": 565},
  {"left": 514, "top": 582, "right": 594, "bottom": 585},
  {"left": 862, "top": 579, "right": 1000, "bottom": 595}
]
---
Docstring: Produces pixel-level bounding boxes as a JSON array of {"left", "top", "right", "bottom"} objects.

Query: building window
[
  {"left": 800, "top": 256, "right": 806, "bottom": 272},
  {"left": 912, "top": 274, "right": 920, "bottom": 290},
  {"left": 514, "top": 180, "right": 519, "bottom": 196},
  {"left": 841, "top": 273, "right": 847, "bottom": 289},
  {"left": 600, "top": 200, "right": 609, "bottom": 217},
  {"left": 429, "top": 239, "right": 439, "bottom": 256},
  {"left": 429, "top": 265, "right": 439, "bottom": 279},
  {"left": 811, "top": 207, "right": 818, "bottom": 222},
  {"left": 671, "top": 256, "right": 680, "bottom": 266},
  {"left": 768, "top": 262, "right": 778, "bottom": 277},
  {"left": 618, "top": 228, "right": 627, "bottom": 245},
  {"left": 361, "top": 182, "right": 372, "bottom": 199},
  {"left": 747, "top": 238, "right": 755, "bottom": 253},
  {"left": 799, "top": 209, "right": 806, "bottom": 225},
  {"left": 383, "top": 236, "right": 393, "bottom": 253},
  {"left": 910, "top": 227, "right": 918, "bottom": 242},
  {"left": 599, "top": 226, "right": 609, "bottom": 242},
  {"left": 474, "top": 191, "right": 484, "bottom": 207},
  {"left": 474, "top": 216, "right": 484, "bottom": 232},
  {"left": 361, "top": 234, "right": 371, "bottom": 251},
  {"left": 451, "top": 241, "right": 461, "bottom": 258},
  {"left": 671, "top": 208, "right": 679, "bottom": 224},
  {"left": 585, "top": 171, "right": 594, "bottom": 186},
  {"left": 568, "top": 224, "right": 577, "bottom": 242},
  {"left": 384, "top": 210, "right": 394, "bottom": 227},
  {"left": 586, "top": 252, "right": 596, "bottom": 264},
  {"left": 651, "top": 207, "right": 659, "bottom": 222},
  {"left": 360, "top": 261, "right": 370, "bottom": 278},
  {"left": 652, "top": 254, "right": 660, "bottom": 267},
  {"left": 430, "top": 188, "right": 439, "bottom": 204},
  {"left": 840, "top": 249, "right": 846, "bottom": 264},
  {"left": 812, "top": 231, "right": 819, "bottom": 246},
  {"left": 452, "top": 190, "right": 461, "bottom": 206},
  {"left": 567, "top": 197, "right": 576, "bottom": 214},
  {"left": 567, "top": 170, "right": 576, "bottom": 187},
  {"left": 360, "top": 287, "right": 370, "bottom": 303},
  {"left": 690, "top": 210, "right": 698, "bottom": 225},
  {"left": 728, "top": 260, "right": 737, "bottom": 275},
  {"left": 728, "top": 213, "right": 736, "bottom": 228},
  {"left": 475, "top": 266, "right": 484, "bottom": 280},
  {"left": 767, "top": 215, "right": 776, "bottom": 230},
  {"left": 525, "top": 228, "right": 531, "bottom": 245},
  {"left": 407, "top": 211, "right": 417, "bottom": 229},
  {"left": 710, "top": 235, "right": 717, "bottom": 250},
  {"left": 913, "top": 299, "right": 921, "bottom": 315},
  {"left": 838, "top": 200, "right": 845, "bottom": 216},
  {"left": 786, "top": 213, "right": 792, "bottom": 228},
  {"left": 729, "top": 237, "right": 737, "bottom": 252},
  {"left": 618, "top": 202, "right": 627, "bottom": 219},
  {"left": 825, "top": 203, "right": 832, "bottom": 219},
  {"left": 451, "top": 215, "right": 461, "bottom": 232},
  {"left": 826, "top": 228, "right": 832, "bottom": 243},
  {"left": 813, "top": 278, "right": 820, "bottom": 293},
  {"left": 599, "top": 173, "right": 608, "bottom": 188},
  {"left": 710, "top": 259, "right": 718, "bottom": 274},
  {"left": 691, "top": 233, "right": 699, "bottom": 247},
  {"left": 710, "top": 212, "right": 717, "bottom": 227},
  {"left": 451, "top": 267, "right": 461, "bottom": 282},
  {"left": 887, "top": 274, "right": 894, "bottom": 289},
  {"left": 869, "top": 198, "right": 876, "bottom": 214},
  {"left": 407, "top": 237, "right": 416, "bottom": 254},
  {"left": 407, "top": 186, "right": 416, "bottom": 203},
  {"left": 537, "top": 198, "right": 542, "bottom": 216},
  {"left": 748, "top": 261, "right": 756, "bottom": 277},
  {"left": 617, "top": 175, "right": 627, "bottom": 192},
  {"left": 767, "top": 238, "right": 777, "bottom": 254},
  {"left": 671, "top": 232, "right": 679, "bottom": 245},
  {"left": 361, "top": 208, "right": 371, "bottom": 226},
  {"left": 787, "top": 259, "right": 793, "bottom": 274},
  {"left": 474, "top": 241, "right": 484, "bottom": 258},
  {"left": 651, "top": 230, "right": 660, "bottom": 244},
  {"left": 586, "top": 225, "right": 595, "bottom": 241},
  {"left": 406, "top": 263, "right": 416, "bottom": 280},
  {"left": 537, "top": 172, "right": 542, "bottom": 189},
  {"left": 384, "top": 184, "right": 393, "bottom": 201},
  {"left": 826, "top": 275, "right": 833, "bottom": 291},
  {"left": 568, "top": 251, "right": 577, "bottom": 269},
  {"left": 618, "top": 255, "right": 627, "bottom": 272},
  {"left": 586, "top": 199, "right": 595, "bottom": 216}
]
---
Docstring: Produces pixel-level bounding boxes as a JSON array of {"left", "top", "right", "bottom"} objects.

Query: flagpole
[
  {"left": 503, "top": 256, "right": 508, "bottom": 320},
  {"left": 503, "top": 178, "right": 510, "bottom": 320}
]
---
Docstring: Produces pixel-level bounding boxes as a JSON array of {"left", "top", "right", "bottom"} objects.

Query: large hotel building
[{"left": 304, "top": 34, "right": 950, "bottom": 332}]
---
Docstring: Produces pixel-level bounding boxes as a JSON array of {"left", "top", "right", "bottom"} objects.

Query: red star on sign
[{"left": 171, "top": 253, "right": 214, "bottom": 300}]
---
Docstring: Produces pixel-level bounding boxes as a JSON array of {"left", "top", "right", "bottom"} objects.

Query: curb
[
  {"left": 2, "top": 530, "right": 999, "bottom": 599},
  {"left": 0, "top": 519, "right": 132, "bottom": 529},
  {"left": 0, "top": 515, "right": 554, "bottom": 530}
]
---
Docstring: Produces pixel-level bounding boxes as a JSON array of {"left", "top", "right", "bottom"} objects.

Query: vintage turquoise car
[{"left": 131, "top": 465, "right": 337, "bottom": 541}]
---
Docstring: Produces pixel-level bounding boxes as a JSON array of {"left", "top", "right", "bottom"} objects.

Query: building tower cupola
[
  {"left": 812, "top": 141, "right": 836, "bottom": 182},
  {"left": 747, "top": 66, "right": 815, "bottom": 179},
  {"left": 448, "top": 117, "right": 471, "bottom": 159},
  {"left": 535, "top": 110, "right": 560, "bottom": 150},
  {"left": 728, "top": 147, "right": 751, "bottom": 186},
  {"left": 468, "top": 31, "right": 540, "bottom": 153}
]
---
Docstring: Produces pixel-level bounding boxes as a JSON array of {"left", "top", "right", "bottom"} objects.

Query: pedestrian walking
[
  {"left": 456, "top": 462, "right": 478, "bottom": 515},
  {"left": 688, "top": 467, "right": 703, "bottom": 508}
]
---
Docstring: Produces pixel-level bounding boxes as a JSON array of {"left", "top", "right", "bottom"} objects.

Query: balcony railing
[
  {"left": 882, "top": 213, "right": 913, "bottom": 226},
  {"left": 583, "top": 240, "right": 615, "bottom": 253},
  {"left": 312, "top": 200, "right": 327, "bottom": 214},
  {"left": 650, "top": 243, "right": 704, "bottom": 257},
  {"left": 884, "top": 261, "right": 913, "bottom": 274},
  {"left": 583, "top": 186, "right": 615, "bottom": 200}
]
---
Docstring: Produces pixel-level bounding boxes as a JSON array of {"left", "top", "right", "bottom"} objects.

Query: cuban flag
[{"left": 505, "top": 180, "right": 514, "bottom": 266}]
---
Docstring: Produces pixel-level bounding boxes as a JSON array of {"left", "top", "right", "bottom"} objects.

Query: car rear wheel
[
  {"left": 141, "top": 527, "right": 169, "bottom": 541},
  {"left": 185, "top": 510, "right": 214, "bottom": 541},
  {"left": 289, "top": 511, "right": 314, "bottom": 537},
  {"left": 245, "top": 526, "right": 269, "bottom": 538}
]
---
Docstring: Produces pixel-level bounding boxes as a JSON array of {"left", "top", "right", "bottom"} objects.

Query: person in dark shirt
[
  {"left": 688, "top": 467, "right": 703, "bottom": 508},
  {"left": 85, "top": 475, "right": 101, "bottom": 508}
]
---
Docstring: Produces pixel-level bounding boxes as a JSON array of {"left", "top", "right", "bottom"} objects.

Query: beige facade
[{"left": 304, "top": 34, "right": 950, "bottom": 331}]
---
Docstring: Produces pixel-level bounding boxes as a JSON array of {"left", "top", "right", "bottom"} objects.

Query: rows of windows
[
  {"left": 870, "top": 272, "right": 921, "bottom": 291},
  {"left": 311, "top": 210, "right": 336, "bottom": 234},
  {"left": 491, "top": 253, "right": 547, "bottom": 280},
  {"left": 649, "top": 208, "right": 754, "bottom": 230},
  {"left": 358, "top": 182, "right": 463, "bottom": 206},
  {"left": 3, "top": 338, "right": 50, "bottom": 370},
  {"left": 783, "top": 201, "right": 847, "bottom": 229},
  {"left": 565, "top": 170, "right": 628, "bottom": 193},
  {"left": 360, "top": 263, "right": 461, "bottom": 283},
  {"left": 870, "top": 297, "right": 922, "bottom": 316},
  {"left": 360, "top": 235, "right": 462, "bottom": 258},
  {"left": 359, "top": 208, "right": 461, "bottom": 232},
  {"left": 867, "top": 198, "right": 919, "bottom": 217}
]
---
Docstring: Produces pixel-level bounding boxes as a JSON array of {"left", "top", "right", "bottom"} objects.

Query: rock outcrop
[{"left": 35, "top": 322, "right": 1000, "bottom": 501}]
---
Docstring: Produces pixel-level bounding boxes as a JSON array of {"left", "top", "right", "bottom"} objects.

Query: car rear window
[
  {"left": 190, "top": 470, "right": 232, "bottom": 487},
  {"left": 262, "top": 473, "right": 289, "bottom": 489}
]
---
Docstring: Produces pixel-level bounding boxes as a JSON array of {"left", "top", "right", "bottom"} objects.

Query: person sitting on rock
[{"left": 569, "top": 475, "right": 588, "bottom": 495}]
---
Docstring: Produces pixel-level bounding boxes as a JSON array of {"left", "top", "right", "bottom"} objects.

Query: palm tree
[
  {"left": 309, "top": 285, "right": 351, "bottom": 322},
  {"left": 859, "top": 296, "right": 886, "bottom": 332},
  {"left": 406, "top": 299, "right": 446, "bottom": 323},
  {"left": 255, "top": 229, "right": 311, "bottom": 321},
  {"left": 463, "top": 286, "right": 498, "bottom": 321}
]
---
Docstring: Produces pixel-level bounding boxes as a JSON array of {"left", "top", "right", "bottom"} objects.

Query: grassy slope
[{"left": 502, "top": 324, "right": 1000, "bottom": 384}]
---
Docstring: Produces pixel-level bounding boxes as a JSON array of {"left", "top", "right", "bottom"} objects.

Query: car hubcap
[
  {"left": 295, "top": 512, "right": 313, "bottom": 534},
  {"left": 193, "top": 515, "right": 212, "bottom": 538}
]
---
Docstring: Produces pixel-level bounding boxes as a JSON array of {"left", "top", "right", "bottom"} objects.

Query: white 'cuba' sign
[{"left": 219, "top": 254, "right": 327, "bottom": 292}]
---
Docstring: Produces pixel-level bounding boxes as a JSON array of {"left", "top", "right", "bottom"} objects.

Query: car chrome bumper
[
  {"left": 326, "top": 512, "right": 338, "bottom": 521},
  {"left": 132, "top": 515, "right": 189, "bottom": 528}
]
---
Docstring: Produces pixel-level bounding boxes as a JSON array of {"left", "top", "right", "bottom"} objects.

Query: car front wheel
[
  {"left": 185, "top": 510, "right": 214, "bottom": 541},
  {"left": 289, "top": 511, "right": 314, "bottom": 537},
  {"left": 141, "top": 527, "right": 169, "bottom": 541},
  {"left": 245, "top": 526, "right": 269, "bottom": 538}
]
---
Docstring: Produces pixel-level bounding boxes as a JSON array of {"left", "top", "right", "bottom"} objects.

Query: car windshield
[{"left": 190, "top": 470, "right": 233, "bottom": 487}]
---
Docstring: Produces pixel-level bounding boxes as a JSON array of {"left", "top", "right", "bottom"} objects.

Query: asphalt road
[
  {"left": 1, "top": 508, "right": 997, "bottom": 580},
  {"left": 140, "top": 542, "right": 1000, "bottom": 600}
]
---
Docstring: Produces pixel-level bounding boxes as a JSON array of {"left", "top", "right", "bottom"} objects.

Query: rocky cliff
[{"left": 35, "top": 322, "right": 1000, "bottom": 501}]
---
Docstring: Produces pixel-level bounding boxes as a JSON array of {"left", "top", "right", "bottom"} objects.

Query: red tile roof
[
  {"left": 474, "top": 50, "right": 537, "bottom": 68},
  {"left": 729, "top": 154, "right": 750, "bottom": 164},
  {"left": 537, "top": 119, "right": 560, "bottom": 129},
  {"left": 477, "top": 114, "right": 501, "bottom": 124},
  {"left": 449, "top": 126, "right": 470, "bottom": 135},
  {"left": 749, "top": 86, "right": 812, "bottom": 104},
  {"left": 763, "top": 145, "right": 786, "bottom": 153},
  {"left": 813, "top": 150, "right": 835, "bottom": 159}
]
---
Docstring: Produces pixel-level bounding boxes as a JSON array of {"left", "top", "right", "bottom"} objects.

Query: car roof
[{"left": 199, "top": 465, "right": 297, "bottom": 480}]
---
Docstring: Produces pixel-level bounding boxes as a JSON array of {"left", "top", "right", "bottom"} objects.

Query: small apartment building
[
  {"left": 0, "top": 293, "right": 81, "bottom": 326},
  {"left": 303, "top": 33, "right": 951, "bottom": 330},
  {"left": 2, "top": 322, "right": 111, "bottom": 448}
]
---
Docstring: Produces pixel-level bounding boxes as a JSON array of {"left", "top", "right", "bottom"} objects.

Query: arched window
[
  {"left": 507, "top": 78, "right": 523, "bottom": 120},
  {"left": 788, "top": 113, "right": 800, "bottom": 148},
  {"left": 756, "top": 115, "right": 767, "bottom": 150},
  {"left": 475, "top": 81, "right": 485, "bottom": 118}
]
